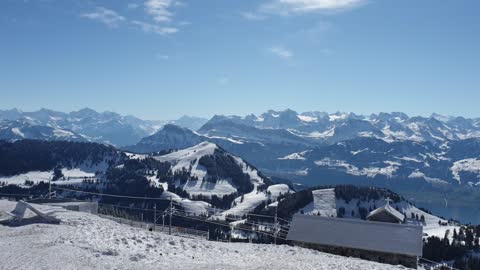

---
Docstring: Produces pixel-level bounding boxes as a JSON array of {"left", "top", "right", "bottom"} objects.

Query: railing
[
  {"left": 418, "top": 257, "right": 460, "bottom": 270},
  {"left": 97, "top": 214, "right": 208, "bottom": 240}
]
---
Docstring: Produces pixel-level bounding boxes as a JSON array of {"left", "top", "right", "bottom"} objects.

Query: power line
[
  {"left": 98, "top": 203, "right": 156, "bottom": 212},
  {"left": 247, "top": 213, "right": 291, "bottom": 223},
  {"left": 0, "top": 192, "right": 34, "bottom": 197},
  {"left": 52, "top": 186, "right": 289, "bottom": 241},
  {"left": 171, "top": 209, "right": 288, "bottom": 240},
  {"left": 52, "top": 186, "right": 176, "bottom": 200},
  {"left": 171, "top": 212, "right": 286, "bottom": 240}
]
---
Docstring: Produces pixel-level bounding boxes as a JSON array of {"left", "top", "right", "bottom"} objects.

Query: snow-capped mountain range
[
  {"left": 2, "top": 108, "right": 480, "bottom": 223},
  {"left": 126, "top": 111, "right": 480, "bottom": 189},
  {"left": 3, "top": 107, "right": 479, "bottom": 147},
  {"left": 0, "top": 119, "right": 87, "bottom": 142},
  {"left": 0, "top": 108, "right": 208, "bottom": 146},
  {"left": 199, "top": 109, "right": 480, "bottom": 146},
  {"left": 122, "top": 110, "right": 480, "bottom": 224}
]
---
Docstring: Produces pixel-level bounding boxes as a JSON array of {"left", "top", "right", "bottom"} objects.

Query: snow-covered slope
[
  {"left": 153, "top": 142, "right": 270, "bottom": 198},
  {"left": 151, "top": 142, "right": 292, "bottom": 218},
  {"left": 221, "top": 184, "right": 292, "bottom": 218},
  {"left": 450, "top": 158, "right": 480, "bottom": 185},
  {"left": 0, "top": 168, "right": 101, "bottom": 187},
  {"left": 0, "top": 200, "right": 407, "bottom": 270},
  {"left": 126, "top": 124, "right": 207, "bottom": 154}
]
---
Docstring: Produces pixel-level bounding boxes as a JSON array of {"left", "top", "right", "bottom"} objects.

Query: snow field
[{"left": 0, "top": 200, "right": 409, "bottom": 270}]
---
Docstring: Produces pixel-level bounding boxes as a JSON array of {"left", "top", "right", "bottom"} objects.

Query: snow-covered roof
[
  {"left": 367, "top": 202, "right": 405, "bottom": 222},
  {"left": 287, "top": 215, "right": 423, "bottom": 257}
]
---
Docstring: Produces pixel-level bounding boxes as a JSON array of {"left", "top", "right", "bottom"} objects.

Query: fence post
[
  {"left": 274, "top": 206, "right": 278, "bottom": 245},
  {"left": 153, "top": 204, "right": 157, "bottom": 232},
  {"left": 169, "top": 197, "right": 173, "bottom": 235}
]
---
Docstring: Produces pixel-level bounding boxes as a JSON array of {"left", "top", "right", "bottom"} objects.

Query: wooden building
[
  {"left": 367, "top": 199, "right": 405, "bottom": 224},
  {"left": 287, "top": 214, "right": 423, "bottom": 268}
]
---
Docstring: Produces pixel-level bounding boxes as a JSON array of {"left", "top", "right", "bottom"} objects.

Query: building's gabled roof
[
  {"left": 367, "top": 203, "right": 405, "bottom": 222},
  {"left": 287, "top": 214, "right": 423, "bottom": 257}
]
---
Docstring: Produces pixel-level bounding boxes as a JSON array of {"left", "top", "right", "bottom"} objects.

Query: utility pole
[
  {"left": 153, "top": 204, "right": 157, "bottom": 232},
  {"left": 162, "top": 213, "right": 165, "bottom": 230},
  {"left": 169, "top": 197, "right": 173, "bottom": 235},
  {"left": 274, "top": 206, "right": 278, "bottom": 245},
  {"left": 48, "top": 177, "right": 52, "bottom": 199}
]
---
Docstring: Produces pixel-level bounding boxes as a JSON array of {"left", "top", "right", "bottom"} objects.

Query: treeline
[
  {"left": 0, "top": 181, "right": 50, "bottom": 197},
  {"left": 199, "top": 151, "right": 254, "bottom": 194},
  {"left": 423, "top": 225, "right": 480, "bottom": 270},
  {"left": 453, "top": 257, "right": 480, "bottom": 270},
  {"left": 0, "top": 139, "right": 122, "bottom": 176},
  {"left": 334, "top": 185, "right": 402, "bottom": 204},
  {"left": 267, "top": 189, "right": 313, "bottom": 220},
  {"left": 191, "top": 193, "right": 239, "bottom": 209}
]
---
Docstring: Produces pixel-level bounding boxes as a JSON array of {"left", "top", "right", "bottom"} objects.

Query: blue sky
[{"left": 1, "top": 0, "right": 479, "bottom": 120}]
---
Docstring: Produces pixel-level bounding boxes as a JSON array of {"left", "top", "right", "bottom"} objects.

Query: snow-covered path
[{"left": 0, "top": 200, "right": 409, "bottom": 270}]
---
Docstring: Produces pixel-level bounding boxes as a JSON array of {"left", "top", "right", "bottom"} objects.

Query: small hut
[{"left": 367, "top": 198, "right": 405, "bottom": 224}]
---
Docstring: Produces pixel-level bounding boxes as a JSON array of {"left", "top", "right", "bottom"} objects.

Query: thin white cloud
[
  {"left": 261, "top": 0, "right": 366, "bottom": 15},
  {"left": 243, "top": 0, "right": 366, "bottom": 19},
  {"left": 144, "top": 0, "right": 179, "bottom": 22},
  {"left": 81, "top": 4, "right": 180, "bottom": 36},
  {"left": 270, "top": 47, "right": 293, "bottom": 59},
  {"left": 81, "top": 7, "right": 125, "bottom": 28},
  {"left": 131, "top": 20, "right": 178, "bottom": 35}
]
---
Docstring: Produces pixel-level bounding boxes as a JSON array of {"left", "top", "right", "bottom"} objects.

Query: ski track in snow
[{"left": 0, "top": 200, "right": 408, "bottom": 270}]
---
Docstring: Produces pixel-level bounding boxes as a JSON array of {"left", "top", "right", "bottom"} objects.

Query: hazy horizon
[{"left": 1, "top": 106, "right": 479, "bottom": 122}]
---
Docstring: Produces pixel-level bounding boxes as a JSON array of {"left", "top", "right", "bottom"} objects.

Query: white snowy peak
[{"left": 198, "top": 109, "right": 480, "bottom": 145}]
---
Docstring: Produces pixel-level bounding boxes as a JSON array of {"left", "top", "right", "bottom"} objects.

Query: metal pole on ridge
[
  {"left": 153, "top": 204, "right": 157, "bottom": 232},
  {"left": 169, "top": 197, "right": 173, "bottom": 235},
  {"left": 48, "top": 177, "right": 52, "bottom": 199},
  {"left": 273, "top": 206, "right": 278, "bottom": 245}
]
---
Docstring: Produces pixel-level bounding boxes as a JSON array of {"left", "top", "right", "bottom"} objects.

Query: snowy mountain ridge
[
  {"left": 0, "top": 119, "right": 88, "bottom": 142},
  {"left": 200, "top": 109, "right": 480, "bottom": 145},
  {"left": 0, "top": 108, "right": 208, "bottom": 146}
]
